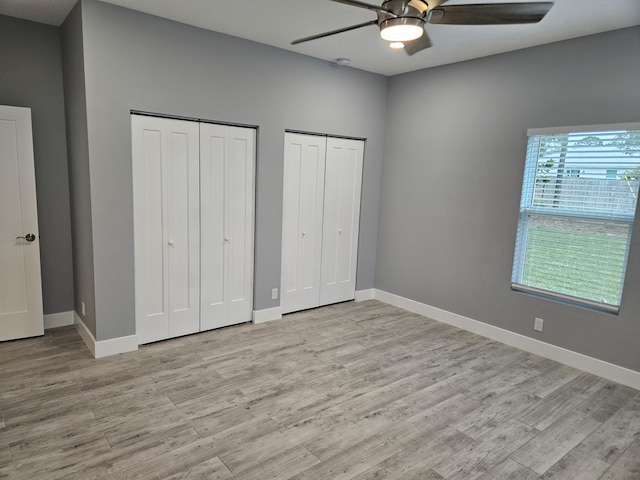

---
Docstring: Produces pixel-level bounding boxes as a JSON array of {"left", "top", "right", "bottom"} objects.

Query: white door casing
[
  {"left": 320, "top": 137, "right": 364, "bottom": 305},
  {"left": 0, "top": 105, "right": 44, "bottom": 341},
  {"left": 281, "top": 133, "right": 327, "bottom": 314},
  {"left": 132, "top": 115, "right": 200, "bottom": 344},
  {"left": 200, "top": 123, "right": 255, "bottom": 330}
]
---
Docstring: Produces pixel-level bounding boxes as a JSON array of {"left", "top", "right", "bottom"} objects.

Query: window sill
[{"left": 510, "top": 283, "right": 620, "bottom": 315}]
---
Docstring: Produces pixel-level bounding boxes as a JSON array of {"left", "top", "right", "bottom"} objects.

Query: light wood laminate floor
[{"left": 1, "top": 300, "right": 639, "bottom": 479}]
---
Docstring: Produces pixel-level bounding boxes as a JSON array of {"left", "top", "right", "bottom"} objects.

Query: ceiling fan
[{"left": 292, "top": 0, "right": 553, "bottom": 55}]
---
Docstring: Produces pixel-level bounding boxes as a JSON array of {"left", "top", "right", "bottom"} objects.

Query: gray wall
[
  {"left": 61, "top": 3, "right": 97, "bottom": 334},
  {"left": 377, "top": 27, "right": 640, "bottom": 371},
  {"left": 79, "top": 0, "right": 387, "bottom": 340},
  {"left": 0, "top": 15, "right": 74, "bottom": 315}
]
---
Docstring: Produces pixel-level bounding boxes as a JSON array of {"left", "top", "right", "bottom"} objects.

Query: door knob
[
  {"left": 301, "top": 231, "right": 306, "bottom": 237},
  {"left": 224, "top": 236, "right": 230, "bottom": 242},
  {"left": 168, "top": 240, "right": 174, "bottom": 246},
  {"left": 16, "top": 233, "right": 36, "bottom": 242}
]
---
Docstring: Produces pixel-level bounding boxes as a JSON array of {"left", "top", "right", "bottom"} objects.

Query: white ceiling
[{"left": 3, "top": 0, "right": 640, "bottom": 76}]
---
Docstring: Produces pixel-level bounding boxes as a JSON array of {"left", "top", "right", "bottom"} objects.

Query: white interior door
[
  {"left": 200, "top": 123, "right": 255, "bottom": 330},
  {"left": 132, "top": 115, "right": 200, "bottom": 344},
  {"left": 0, "top": 106, "right": 43, "bottom": 341},
  {"left": 281, "top": 133, "right": 326, "bottom": 314},
  {"left": 320, "top": 137, "right": 364, "bottom": 305}
]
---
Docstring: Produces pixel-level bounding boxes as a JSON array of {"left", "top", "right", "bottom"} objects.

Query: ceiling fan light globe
[
  {"left": 389, "top": 41, "right": 404, "bottom": 49},
  {"left": 380, "top": 17, "right": 424, "bottom": 42}
]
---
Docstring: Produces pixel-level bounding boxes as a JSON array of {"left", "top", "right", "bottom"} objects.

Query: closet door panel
[
  {"left": 281, "top": 133, "right": 326, "bottom": 314},
  {"left": 132, "top": 116, "right": 200, "bottom": 344},
  {"left": 281, "top": 142, "right": 302, "bottom": 300},
  {"left": 320, "top": 144, "right": 341, "bottom": 291},
  {"left": 167, "top": 127, "right": 201, "bottom": 338},
  {"left": 200, "top": 124, "right": 228, "bottom": 330},
  {"left": 301, "top": 143, "right": 325, "bottom": 293},
  {"left": 200, "top": 123, "right": 255, "bottom": 330},
  {"left": 133, "top": 122, "right": 169, "bottom": 343},
  {"left": 320, "top": 137, "right": 364, "bottom": 305},
  {"left": 142, "top": 128, "right": 166, "bottom": 318},
  {"left": 228, "top": 130, "right": 255, "bottom": 322}
]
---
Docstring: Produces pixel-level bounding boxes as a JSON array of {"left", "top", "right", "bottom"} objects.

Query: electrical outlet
[
  {"left": 534, "top": 317, "right": 544, "bottom": 332},
  {"left": 81, "top": 301, "right": 86, "bottom": 317},
  {"left": 271, "top": 288, "right": 279, "bottom": 300}
]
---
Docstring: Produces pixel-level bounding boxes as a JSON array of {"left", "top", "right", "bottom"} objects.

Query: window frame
[{"left": 511, "top": 122, "right": 640, "bottom": 314}]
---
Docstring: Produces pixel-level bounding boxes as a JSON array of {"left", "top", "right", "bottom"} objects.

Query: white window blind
[{"left": 512, "top": 125, "right": 640, "bottom": 312}]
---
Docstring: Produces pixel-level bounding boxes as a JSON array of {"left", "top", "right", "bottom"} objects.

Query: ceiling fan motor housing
[
  {"left": 380, "top": 0, "right": 429, "bottom": 19},
  {"left": 378, "top": 0, "right": 429, "bottom": 39}
]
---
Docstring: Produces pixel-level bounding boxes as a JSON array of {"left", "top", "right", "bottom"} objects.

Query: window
[{"left": 512, "top": 123, "right": 640, "bottom": 313}]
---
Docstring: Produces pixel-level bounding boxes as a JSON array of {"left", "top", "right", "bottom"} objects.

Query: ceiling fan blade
[
  {"left": 404, "top": 30, "right": 432, "bottom": 56},
  {"left": 329, "top": 0, "right": 392, "bottom": 14},
  {"left": 291, "top": 20, "right": 379, "bottom": 45},
  {"left": 429, "top": 2, "right": 553, "bottom": 25}
]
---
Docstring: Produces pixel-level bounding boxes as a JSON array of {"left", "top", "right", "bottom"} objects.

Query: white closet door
[
  {"left": 132, "top": 115, "right": 200, "bottom": 344},
  {"left": 320, "top": 137, "right": 364, "bottom": 305},
  {"left": 200, "top": 123, "right": 255, "bottom": 330},
  {"left": 281, "top": 133, "right": 326, "bottom": 314}
]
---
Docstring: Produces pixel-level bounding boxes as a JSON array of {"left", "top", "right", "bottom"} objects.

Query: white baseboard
[
  {"left": 94, "top": 333, "right": 138, "bottom": 359},
  {"left": 74, "top": 312, "right": 96, "bottom": 357},
  {"left": 355, "top": 289, "right": 375, "bottom": 302},
  {"left": 74, "top": 312, "right": 138, "bottom": 359},
  {"left": 253, "top": 306, "right": 282, "bottom": 324},
  {"left": 44, "top": 311, "right": 74, "bottom": 329},
  {"left": 372, "top": 289, "right": 640, "bottom": 391}
]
